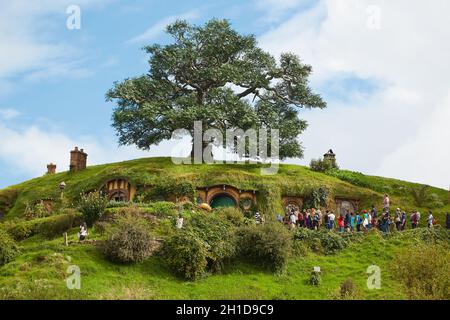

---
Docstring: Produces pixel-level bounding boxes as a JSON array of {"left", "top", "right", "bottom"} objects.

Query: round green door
[{"left": 210, "top": 195, "right": 236, "bottom": 208}]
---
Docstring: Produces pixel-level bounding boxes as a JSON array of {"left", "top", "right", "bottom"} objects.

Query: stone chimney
[
  {"left": 70, "top": 147, "right": 88, "bottom": 172},
  {"left": 47, "top": 163, "right": 56, "bottom": 175},
  {"left": 323, "top": 149, "right": 336, "bottom": 167}
]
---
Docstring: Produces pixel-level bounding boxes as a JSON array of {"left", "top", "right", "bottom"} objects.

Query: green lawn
[{"left": 0, "top": 227, "right": 434, "bottom": 300}]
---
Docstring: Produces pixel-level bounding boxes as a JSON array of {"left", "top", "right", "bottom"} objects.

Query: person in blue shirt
[
  {"left": 356, "top": 213, "right": 362, "bottom": 232},
  {"left": 350, "top": 213, "right": 355, "bottom": 232}
]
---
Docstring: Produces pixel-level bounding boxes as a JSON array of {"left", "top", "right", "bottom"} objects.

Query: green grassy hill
[
  {"left": 0, "top": 157, "right": 449, "bottom": 300},
  {"left": 1, "top": 157, "right": 449, "bottom": 222}
]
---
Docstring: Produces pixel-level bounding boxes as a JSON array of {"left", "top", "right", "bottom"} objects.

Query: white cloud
[
  {"left": 259, "top": 0, "right": 450, "bottom": 188},
  {"left": 0, "top": 121, "right": 182, "bottom": 180},
  {"left": 127, "top": 10, "right": 201, "bottom": 44},
  {"left": 0, "top": 108, "right": 20, "bottom": 120},
  {"left": 0, "top": 0, "right": 111, "bottom": 85}
]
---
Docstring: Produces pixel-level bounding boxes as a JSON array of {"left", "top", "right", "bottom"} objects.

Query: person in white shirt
[
  {"left": 328, "top": 212, "right": 335, "bottom": 230},
  {"left": 427, "top": 212, "right": 434, "bottom": 228},
  {"left": 176, "top": 215, "right": 184, "bottom": 229}
]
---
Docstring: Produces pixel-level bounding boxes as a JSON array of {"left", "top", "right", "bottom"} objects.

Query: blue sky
[{"left": 1, "top": 0, "right": 449, "bottom": 189}]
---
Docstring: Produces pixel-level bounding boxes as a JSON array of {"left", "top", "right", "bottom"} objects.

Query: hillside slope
[{"left": 1, "top": 157, "right": 449, "bottom": 223}]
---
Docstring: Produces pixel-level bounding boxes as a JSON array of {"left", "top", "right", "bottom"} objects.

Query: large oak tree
[{"left": 107, "top": 19, "right": 326, "bottom": 160}]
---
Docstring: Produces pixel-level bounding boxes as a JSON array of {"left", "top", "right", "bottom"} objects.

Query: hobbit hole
[{"left": 103, "top": 179, "right": 136, "bottom": 202}]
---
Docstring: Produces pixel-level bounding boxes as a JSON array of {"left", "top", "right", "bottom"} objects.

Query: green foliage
[
  {"left": 38, "top": 211, "right": 82, "bottom": 239},
  {"left": 78, "top": 192, "right": 108, "bottom": 227},
  {"left": 303, "top": 187, "right": 328, "bottom": 209},
  {"left": 339, "top": 278, "right": 359, "bottom": 299},
  {"left": 102, "top": 216, "right": 157, "bottom": 263},
  {"left": 107, "top": 19, "right": 325, "bottom": 159},
  {"left": 411, "top": 185, "right": 429, "bottom": 207},
  {"left": 0, "top": 188, "right": 18, "bottom": 218},
  {"left": 236, "top": 223, "right": 292, "bottom": 272},
  {"left": 326, "top": 169, "right": 390, "bottom": 194},
  {"left": 393, "top": 244, "right": 449, "bottom": 300},
  {"left": 162, "top": 213, "right": 235, "bottom": 279},
  {"left": 310, "top": 157, "right": 338, "bottom": 172},
  {"left": 293, "top": 228, "right": 348, "bottom": 255},
  {"left": 309, "top": 270, "right": 321, "bottom": 286},
  {"left": 0, "top": 229, "right": 19, "bottom": 265},
  {"left": 137, "top": 181, "right": 196, "bottom": 202},
  {"left": 24, "top": 200, "right": 51, "bottom": 220},
  {"left": 162, "top": 230, "right": 209, "bottom": 280},
  {"left": 186, "top": 213, "right": 236, "bottom": 272},
  {"left": 216, "top": 207, "right": 244, "bottom": 226},
  {"left": 2, "top": 212, "right": 82, "bottom": 240}
]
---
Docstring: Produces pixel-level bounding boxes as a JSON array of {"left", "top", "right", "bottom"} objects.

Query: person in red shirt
[{"left": 337, "top": 214, "right": 345, "bottom": 232}]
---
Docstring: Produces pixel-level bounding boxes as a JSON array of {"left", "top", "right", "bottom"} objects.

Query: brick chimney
[
  {"left": 70, "top": 147, "right": 88, "bottom": 172},
  {"left": 46, "top": 163, "right": 56, "bottom": 175}
]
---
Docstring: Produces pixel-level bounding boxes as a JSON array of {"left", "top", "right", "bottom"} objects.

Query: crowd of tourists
[{"left": 275, "top": 194, "right": 450, "bottom": 233}]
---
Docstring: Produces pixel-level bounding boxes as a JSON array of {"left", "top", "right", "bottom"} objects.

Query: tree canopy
[{"left": 106, "top": 19, "right": 326, "bottom": 160}]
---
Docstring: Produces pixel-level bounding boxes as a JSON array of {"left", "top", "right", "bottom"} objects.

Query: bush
[
  {"left": 0, "top": 188, "right": 18, "bottom": 218},
  {"left": 310, "top": 158, "right": 337, "bottom": 172},
  {"left": 236, "top": 223, "right": 292, "bottom": 272},
  {"left": 316, "top": 230, "right": 347, "bottom": 255},
  {"left": 309, "top": 270, "right": 321, "bottom": 286},
  {"left": 303, "top": 187, "right": 329, "bottom": 209},
  {"left": 102, "top": 216, "right": 157, "bottom": 263},
  {"left": 392, "top": 244, "right": 449, "bottom": 299},
  {"left": 39, "top": 212, "right": 82, "bottom": 239},
  {"left": 6, "top": 221, "right": 34, "bottom": 240},
  {"left": 0, "top": 229, "right": 19, "bottom": 265},
  {"left": 339, "top": 278, "right": 359, "bottom": 299},
  {"left": 78, "top": 192, "right": 108, "bottom": 227},
  {"left": 186, "top": 213, "right": 236, "bottom": 272},
  {"left": 162, "top": 230, "right": 209, "bottom": 280},
  {"left": 294, "top": 228, "right": 348, "bottom": 255},
  {"left": 216, "top": 207, "right": 244, "bottom": 226}
]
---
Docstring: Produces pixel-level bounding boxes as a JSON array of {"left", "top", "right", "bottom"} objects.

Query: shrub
[
  {"left": 316, "top": 230, "right": 347, "bottom": 255},
  {"left": 162, "top": 230, "right": 209, "bottom": 280},
  {"left": 78, "top": 192, "right": 108, "bottom": 227},
  {"left": 294, "top": 228, "right": 347, "bottom": 255},
  {"left": 6, "top": 221, "right": 34, "bottom": 240},
  {"left": 102, "top": 216, "right": 157, "bottom": 263},
  {"left": 0, "top": 188, "right": 18, "bottom": 218},
  {"left": 392, "top": 244, "right": 449, "bottom": 299},
  {"left": 236, "top": 223, "right": 292, "bottom": 272},
  {"left": 309, "top": 270, "right": 321, "bottom": 286},
  {"left": 186, "top": 213, "right": 236, "bottom": 272},
  {"left": 93, "top": 221, "right": 108, "bottom": 236},
  {"left": 216, "top": 207, "right": 244, "bottom": 226},
  {"left": 310, "top": 158, "right": 337, "bottom": 172},
  {"left": 39, "top": 212, "right": 82, "bottom": 239},
  {"left": 339, "top": 278, "right": 359, "bottom": 299},
  {"left": 0, "top": 229, "right": 19, "bottom": 265},
  {"left": 303, "top": 187, "right": 329, "bottom": 209}
]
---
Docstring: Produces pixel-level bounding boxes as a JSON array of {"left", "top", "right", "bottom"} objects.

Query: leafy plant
[
  {"left": 236, "top": 222, "right": 292, "bottom": 272},
  {"left": 0, "top": 229, "right": 19, "bottom": 265},
  {"left": 309, "top": 270, "right": 321, "bottom": 286},
  {"left": 303, "top": 187, "right": 328, "bottom": 209},
  {"left": 162, "top": 230, "right": 209, "bottom": 280},
  {"left": 392, "top": 244, "right": 449, "bottom": 300},
  {"left": 78, "top": 191, "right": 109, "bottom": 227},
  {"left": 102, "top": 216, "right": 157, "bottom": 263}
]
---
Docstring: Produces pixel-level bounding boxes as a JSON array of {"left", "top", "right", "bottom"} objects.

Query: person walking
[
  {"left": 427, "top": 211, "right": 434, "bottom": 228},
  {"left": 328, "top": 211, "right": 336, "bottom": 230},
  {"left": 394, "top": 209, "right": 402, "bottom": 231},
  {"left": 411, "top": 211, "right": 418, "bottom": 229},
  {"left": 401, "top": 211, "right": 407, "bottom": 231},
  {"left": 350, "top": 213, "right": 355, "bottom": 232},
  {"left": 356, "top": 212, "right": 362, "bottom": 232},
  {"left": 338, "top": 214, "right": 345, "bottom": 232},
  {"left": 383, "top": 194, "right": 390, "bottom": 211}
]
